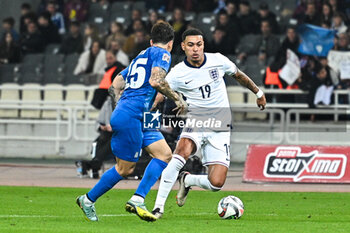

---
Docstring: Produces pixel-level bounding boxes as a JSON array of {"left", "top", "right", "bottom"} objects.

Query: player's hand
[
  {"left": 257, "top": 94, "right": 266, "bottom": 110},
  {"left": 150, "top": 93, "right": 165, "bottom": 111},
  {"left": 173, "top": 98, "right": 188, "bottom": 116},
  {"left": 105, "top": 124, "right": 112, "bottom": 132}
]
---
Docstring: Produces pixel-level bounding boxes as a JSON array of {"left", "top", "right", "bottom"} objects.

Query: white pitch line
[{"left": 0, "top": 212, "right": 213, "bottom": 218}]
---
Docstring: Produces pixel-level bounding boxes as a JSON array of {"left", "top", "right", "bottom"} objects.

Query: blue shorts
[{"left": 110, "top": 108, "right": 164, "bottom": 162}]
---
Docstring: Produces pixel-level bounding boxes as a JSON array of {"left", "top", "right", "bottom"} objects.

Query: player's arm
[
  {"left": 108, "top": 74, "right": 125, "bottom": 108},
  {"left": 233, "top": 69, "right": 266, "bottom": 110},
  {"left": 149, "top": 67, "right": 187, "bottom": 115}
]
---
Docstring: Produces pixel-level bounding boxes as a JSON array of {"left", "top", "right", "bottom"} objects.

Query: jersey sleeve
[
  {"left": 165, "top": 68, "right": 178, "bottom": 91},
  {"left": 216, "top": 53, "right": 237, "bottom": 76},
  {"left": 119, "top": 67, "right": 129, "bottom": 80},
  {"left": 151, "top": 49, "right": 171, "bottom": 72}
]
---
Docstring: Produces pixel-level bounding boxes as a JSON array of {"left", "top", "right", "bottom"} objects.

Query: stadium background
[{"left": 0, "top": 0, "right": 349, "bottom": 163}]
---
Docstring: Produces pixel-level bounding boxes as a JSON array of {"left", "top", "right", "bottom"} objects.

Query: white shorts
[{"left": 179, "top": 130, "right": 231, "bottom": 168}]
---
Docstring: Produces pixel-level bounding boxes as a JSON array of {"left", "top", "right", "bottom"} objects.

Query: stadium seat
[
  {"left": 195, "top": 12, "right": 216, "bottom": 40},
  {"left": 88, "top": 3, "right": 109, "bottom": 25},
  {"left": 0, "top": 64, "right": 18, "bottom": 83},
  {"left": 42, "top": 84, "right": 64, "bottom": 119},
  {"left": 18, "top": 54, "right": 44, "bottom": 84},
  {"left": 242, "top": 56, "right": 265, "bottom": 86},
  {"left": 0, "top": 83, "right": 20, "bottom": 118},
  {"left": 111, "top": 1, "right": 132, "bottom": 12},
  {"left": 64, "top": 53, "right": 85, "bottom": 85},
  {"left": 43, "top": 54, "right": 65, "bottom": 84},
  {"left": 184, "top": 12, "right": 196, "bottom": 22},
  {"left": 62, "top": 84, "right": 87, "bottom": 119},
  {"left": 21, "top": 83, "right": 42, "bottom": 118},
  {"left": 226, "top": 86, "right": 244, "bottom": 121},
  {"left": 235, "top": 34, "right": 259, "bottom": 54},
  {"left": 109, "top": 11, "right": 131, "bottom": 25},
  {"left": 132, "top": 1, "right": 145, "bottom": 10},
  {"left": 45, "top": 43, "right": 60, "bottom": 54}
]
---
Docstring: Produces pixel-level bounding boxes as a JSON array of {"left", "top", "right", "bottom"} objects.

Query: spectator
[
  {"left": 257, "top": 2, "right": 279, "bottom": 34},
  {"left": 216, "top": 10, "right": 239, "bottom": 54},
  {"left": 75, "top": 97, "right": 114, "bottom": 179},
  {"left": 64, "top": 0, "right": 88, "bottom": 23},
  {"left": 59, "top": 21, "right": 84, "bottom": 55},
  {"left": 105, "top": 21, "right": 126, "bottom": 50},
  {"left": 38, "top": 12, "right": 61, "bottom": 44},
  {"left": 0, "top": 32, "right": 21, "bottom": 64},
  {"left": 20, "top": 21, "right": 46, "bottom": 54},
  {"left": 91, "top": 50, "right": 126, "bottom": 109},
  {"left": 270, "top": 26, "right": 300, "bottom": 73},
  {"left": 332, "top": 32, "right": 350, "bottom": 51},
  {"left": 225, "top": 1, "right": 240, "bottom": 25},
  {"left": 38, "top": 0, "right": 64, "bottom": 14},
  {"left": 321, "top": 2, "right": 333, "bottom": 24},
  {"left": 213, "top": 0, "right": 226, "bottom": 14},
  {"left": 125, "top": 9, "right": 144, "bottom": 36},
  {"left": 46, "top": 0, "right": 66, "bottom": 34},
  {"left": 2, "top": 17, "right": 19, "bottom": 42},
  {"left": 108, "top": 39, "right": 129, "bottom": 67},
  {"left": 74, "top": 40, "right": 106, "bottom": 76},
  {"left": 167, "top": 0, "right": 195, "bottom": 11},
  {"left": 207, "top": 26, "right": 230, "bottom": 55},
  {"left": 331, "top": 12, "right": 348, "bottom": 35},
  {"left": 238, "top": 0, "right": 259, "bottom": 35},
  {"left": 145, "top": 10, "right": 159, "bottom": 34},
  {"left": 20, "top": 3, "right": 37, "bottom": 34},
  {"left": 169, "top": 7, "right": 189, "bottom": 53},
  {"left": 128, "top": 30, "right": 150, "bottom": 60},
  {"left": 238, "top": 20, "right": 280, "bottom": 65},
  {"left": 123, "top": 20, "right": 148, "bottom": 54},
  {"left": 299, "top": 2, "right": 321, "bottom": 26},
  {"left": 83, "top": 23, "right": 100, "bottom": 51}
]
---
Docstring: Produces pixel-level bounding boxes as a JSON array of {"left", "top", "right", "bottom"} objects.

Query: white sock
[
  {"left": 154, "top": 154, "right": 186, "bottom": 213},
  {"left": 131, "top": 195, "right": 144, "bottom": 203},
  {"left": 185, "top": 175, "right": 220, "bottom": 191},
  {"left": 84, "top": 194, "right": 93, "bottom": 206}
]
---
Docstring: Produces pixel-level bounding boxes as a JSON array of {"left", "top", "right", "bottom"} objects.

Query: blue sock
[
  {"left": 135, "top": 158, "right": 168, "bottom": 198},
  {"left": 87, "top": 166, "right": 123, "bottom": 202}
]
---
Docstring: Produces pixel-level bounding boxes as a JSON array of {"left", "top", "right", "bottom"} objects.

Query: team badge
[
  {"left": 209, "top": 68, "right": 219, "bottom": 82},
  {"left": 162, "top": 53, "right": 170, "bottom": 63}
]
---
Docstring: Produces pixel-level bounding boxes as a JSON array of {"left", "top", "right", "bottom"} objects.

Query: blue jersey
[{"left": 118, "top": 46, "right": 171, "bottom": 114}]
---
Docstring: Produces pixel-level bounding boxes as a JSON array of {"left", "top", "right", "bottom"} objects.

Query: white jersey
[{"left": 166, "top": 52, "right": 237, "bottom": 131}]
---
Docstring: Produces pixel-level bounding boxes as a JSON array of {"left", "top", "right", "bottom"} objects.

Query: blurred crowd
[{"left": 0, "top": 0, "right": 350, "bottom": 107}]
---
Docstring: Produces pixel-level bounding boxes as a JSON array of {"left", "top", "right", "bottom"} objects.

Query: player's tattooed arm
[
  {"left": 233, "top": 69, "right": 260, "bottom": 94},
  {"left": 233, "top": 69, "right": 266, "bottom": 110},
  {"left": 149, "top": 67, "right": 187, "bottom": 115},
  {"left": 108, "top": 74, "right": 125, "bottom": 108}
]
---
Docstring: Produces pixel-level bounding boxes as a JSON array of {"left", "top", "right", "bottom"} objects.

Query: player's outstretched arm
[
  {"left": 108, "top": 74, "right": 125, "bottom": 108},
  {"left": 149, "top": 67, "right": 187, "bottom": 115},
  {"left": 233, "top": 69, "right": 266, "bottom": 110}
]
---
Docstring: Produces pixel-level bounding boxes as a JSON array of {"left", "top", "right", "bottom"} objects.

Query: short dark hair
[
  {"left": 21, "top": 3, "right": 31, "bottom": 10},
  {"left": 182, "top": 28, "right": 204, "bottom": 41},
  {"left": 150, "top": 21, "right": 174, "bottom": 44},
  {"left": 3, "top": 17, "right": 15, "bottom": 27}
]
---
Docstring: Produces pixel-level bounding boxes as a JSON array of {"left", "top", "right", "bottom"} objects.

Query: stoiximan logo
[
  {"left": 263, "top": 147, "right": 347, "bottom": 182},
  {"left": 143, "top": 110, "right": 162, "bottom": 129}
]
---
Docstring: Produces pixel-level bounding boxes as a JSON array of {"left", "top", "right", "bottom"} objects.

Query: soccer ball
[{"left": 217, "top": 195, "right": 244, "bottom": 219}]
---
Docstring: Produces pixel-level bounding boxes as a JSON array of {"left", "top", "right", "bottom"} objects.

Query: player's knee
[
  {"left": 115, "top": 164, "right": 135, "bottom": 177},
  {"left": 174, "top": 147, "right": 191, "bottom": 160},
  {"left": 156, "top": 147, "right": 172, "bottom": 163},
  {"left": 208, "top": 178, "right": 224, "bottom": 192}
]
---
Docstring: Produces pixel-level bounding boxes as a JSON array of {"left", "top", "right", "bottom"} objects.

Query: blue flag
[{"left": 297, "top": 24, "right": 336, "bottom": 57}]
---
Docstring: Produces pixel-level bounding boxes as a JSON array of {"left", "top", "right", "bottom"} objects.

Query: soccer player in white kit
[{"left": 152, "top": 28, "right": 266, "bottom": 218}]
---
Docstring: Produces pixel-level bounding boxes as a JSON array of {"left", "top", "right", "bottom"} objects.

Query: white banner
[
  {"left": 327, "top": 50, "right": 350, "bottom": 78},
  {"left": 279, "top": 49, "right": 300, "bottom": 85}
]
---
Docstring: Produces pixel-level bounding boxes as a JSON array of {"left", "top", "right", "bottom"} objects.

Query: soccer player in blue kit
[{"left": 76, "top": 22, "right": 187, "bottom": 222}]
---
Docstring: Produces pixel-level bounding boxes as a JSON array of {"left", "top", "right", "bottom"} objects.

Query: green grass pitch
[{"left": 0, "top": 186, "right": 349, "bottom": 233}]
